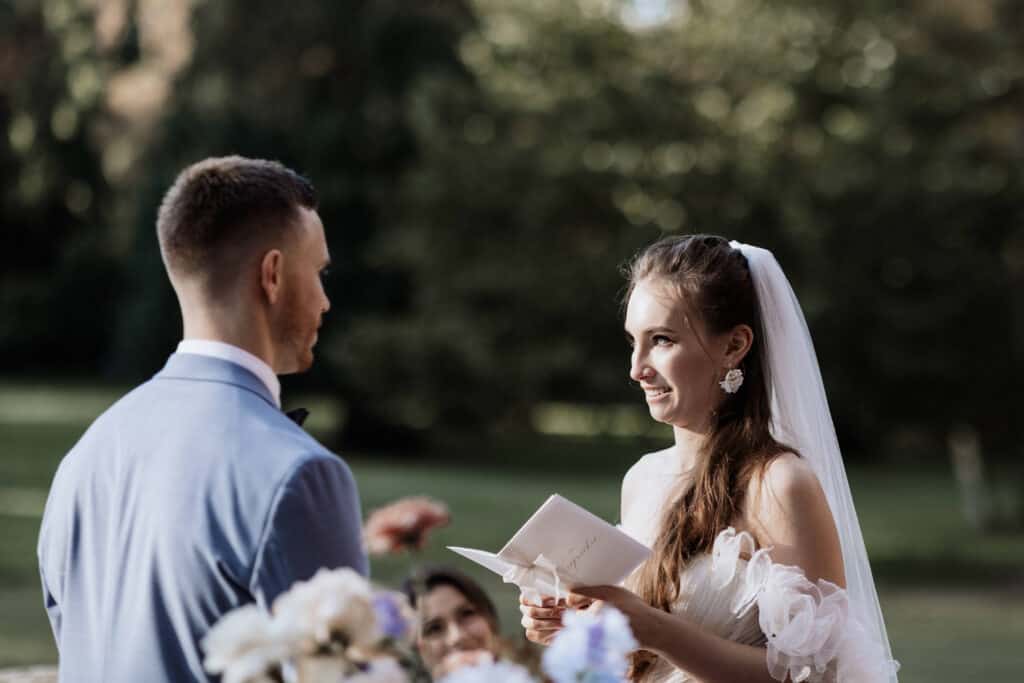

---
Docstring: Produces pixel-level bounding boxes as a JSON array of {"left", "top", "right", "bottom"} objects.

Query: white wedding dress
[{"left": 619, "top": 451, "right": 899, "bottom": 683}]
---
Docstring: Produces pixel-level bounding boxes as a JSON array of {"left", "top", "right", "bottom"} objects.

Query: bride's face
[{"left": 625, "top": 277, "right": 724, "bottom": 431}]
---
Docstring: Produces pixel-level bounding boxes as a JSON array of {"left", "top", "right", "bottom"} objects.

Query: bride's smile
[{"left": 642, "top": 385, "right": 672, "bottom": 400}]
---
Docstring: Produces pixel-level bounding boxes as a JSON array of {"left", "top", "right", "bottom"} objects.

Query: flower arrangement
[
  {"left": 432, "top": 607, "right": 636, "bottom": 683},
  {"left": 363, "top": 497, "right": 451, "bottom": 555},
  {"left": 541, "top": 607, "right": 637, "bottom": 683},
  {"left": 202, "top": 568, "right": 419, "bottom": 683},
  {"left": 204, "top": 568, "right": 637, "bottom": 683},
  {"left": 201, "top": 605, "right": 291, "bottom": 683},
  {"left": 204, "top": 493, "right": 637, "bottom": 683}
]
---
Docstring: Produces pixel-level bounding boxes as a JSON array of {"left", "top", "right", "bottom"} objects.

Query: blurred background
[{"left": 1, "top": 0, "right": 1023, "bottom": 679}]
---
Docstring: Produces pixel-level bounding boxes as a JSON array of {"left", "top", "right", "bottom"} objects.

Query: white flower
[
  {"left": 542, "top": 607, "right": 637, "bottom": 683},
  {"left": 292, "top": 655, "right": 349, "bottom": 683},
  {"left": 719, "top": 368, "right": 744, "bottom": 394},
  {"left": 273, "top": 568, "right": 380, "bottom": 654},
  {"left": 440, "top": 660, "right": 537, "bottom": 683},
  {"left": 202, "top": 605, "right": 290, "bottom": 683},
  {"left": 346, "top": 658, "right": 409, "bottom": 683},
  {"left": 293, "top": 655, "right": 409, "bottom": 683}
]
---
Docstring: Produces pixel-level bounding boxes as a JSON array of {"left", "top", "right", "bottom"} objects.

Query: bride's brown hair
[{"left": 624, "top": 234, "right": 795, "bottom": 680}]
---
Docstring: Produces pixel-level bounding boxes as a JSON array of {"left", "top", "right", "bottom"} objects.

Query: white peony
[
  {"left": 346, "top": 658, "right": 409, "bottom": 683},
  {"left": 273, "top": 568, "right": 380, "bottom": 655},
  {"left": 202, "top": 604, "right": 290, "bottom": 683}
]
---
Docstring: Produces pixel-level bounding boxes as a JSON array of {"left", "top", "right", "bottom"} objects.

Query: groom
[{"left": 37, "top": 156, "right": 368, "bottom": 681}]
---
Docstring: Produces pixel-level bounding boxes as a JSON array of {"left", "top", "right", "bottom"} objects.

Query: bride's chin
[{"left": 647, "top": 406, "right": 674, "bottom": 423}]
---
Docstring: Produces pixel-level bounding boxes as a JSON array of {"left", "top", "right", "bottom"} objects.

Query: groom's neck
[{"left": 178, "top": 298, "right": 276, "bottom": 371}]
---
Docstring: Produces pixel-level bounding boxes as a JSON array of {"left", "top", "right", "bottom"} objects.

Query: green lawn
[{"left": 2, "top": 383, "right": 1023, "bottom": 680}]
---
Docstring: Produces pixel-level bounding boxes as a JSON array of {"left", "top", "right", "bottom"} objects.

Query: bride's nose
[{"left": 630, "top": 352, "right": 653, "bottom": 383}]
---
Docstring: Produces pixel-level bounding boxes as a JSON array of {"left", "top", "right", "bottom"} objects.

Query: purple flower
[
  {"left": 373, "top": 592, "right": 412, "bottom": 641},
  {"left": 543, "top": 607, "right": 636, "bottom": 683},
  {"left": 586, "top": 622, "right": 605, "bottom": 668}
]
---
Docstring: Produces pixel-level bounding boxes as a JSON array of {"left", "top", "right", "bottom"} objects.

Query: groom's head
[{"left": 157, "top": 156, "right": 331, "bottom": 374}]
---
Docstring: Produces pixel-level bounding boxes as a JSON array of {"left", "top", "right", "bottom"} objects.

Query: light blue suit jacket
[{"left": 37, "top": 353, "right": 368, "bottom": 681}]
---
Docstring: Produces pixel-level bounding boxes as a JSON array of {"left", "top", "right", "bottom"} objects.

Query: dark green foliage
[{"left": 1, "top": 0, "right": 1021, "bottom": 458}]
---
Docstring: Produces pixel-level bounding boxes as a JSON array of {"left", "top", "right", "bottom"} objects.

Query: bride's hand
[
  {"left": 520, "top": 592, "right": 603, "bottom": 644},
  {"left": 565, "top": 592, "right": 597, "bottom": 610},
  {"left": 570, "top": 585, "right": 659, "bottom": 648},
  {"left": 519, "top": 594, "right": 568, "bottom": 645}
]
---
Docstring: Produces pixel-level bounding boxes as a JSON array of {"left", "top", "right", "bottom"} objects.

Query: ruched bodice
[
  {"left": 619, "top": 452, "right": 899, "bottom": 683},
  {"left": 620, "top": 452, "right": 763, "bottom": 682}
]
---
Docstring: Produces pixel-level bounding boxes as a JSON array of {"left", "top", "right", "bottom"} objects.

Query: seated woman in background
[{"left": 403, "top": 567, "right": 504, "bottom": 679}]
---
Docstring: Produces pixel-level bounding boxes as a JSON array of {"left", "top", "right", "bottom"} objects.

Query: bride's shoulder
[
  {"left": 620, "top": 447, "right": 675, "bottom": 516},
  {"left": 747, "top": 451, "right": 820, "bottom": 499},
  {"left": 744, "top": 452, "right": 844, "bottom": 583},
  {"left": 622, "top": 446, "right": 676, "bottom": 483},
  {"left": 618, "top": 446, "right": 675, "bottom": 505}
]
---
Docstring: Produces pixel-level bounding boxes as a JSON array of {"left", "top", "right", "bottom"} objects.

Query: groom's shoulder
[
  {"left": 245, "top": 422, "right": 341, "bottom": 471},
  {"left": 65, "top": 379, "right": 160, "bottom": 443},
  {"left": 62, "top": 372, "right": 342, "bottom": 470}
]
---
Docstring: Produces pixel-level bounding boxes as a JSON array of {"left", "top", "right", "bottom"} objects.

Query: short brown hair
[{"left": 157, "top": 156, "right": 316, "bottom": 290}]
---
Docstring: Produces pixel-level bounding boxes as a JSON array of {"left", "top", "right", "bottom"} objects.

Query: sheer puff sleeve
[{"left": 711, "top": 529, "right": 899, "bottom": 683}]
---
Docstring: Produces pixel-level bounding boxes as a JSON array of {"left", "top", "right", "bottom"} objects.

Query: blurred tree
[
  {"left": 105, "top": 0, "right": 475, "bottom": 446},
  {"left": 2, "top": 0, "right": 1021, "bottom": 467},
  {"left": 345, "top": 0, "right": 1023, "bottom": 458},
  {"left": 0, "top": 0, "right": 124, "bottom": 374}
]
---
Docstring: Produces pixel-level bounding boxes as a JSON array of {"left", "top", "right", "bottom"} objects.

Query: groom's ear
[{"left": 259, "top": 249, "right": 285, "bottom": 304}]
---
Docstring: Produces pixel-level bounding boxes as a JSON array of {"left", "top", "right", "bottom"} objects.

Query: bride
[{"left": 521, "top": 235, "right": 899, "bottom": 682}]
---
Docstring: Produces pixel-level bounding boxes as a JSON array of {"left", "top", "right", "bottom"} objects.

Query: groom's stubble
[{"left": 269, "top": 206, "right": 331, "bottom": 376}]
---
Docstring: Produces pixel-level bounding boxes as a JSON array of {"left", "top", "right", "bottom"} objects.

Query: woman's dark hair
[
  {"left": 624, "top": 234, "right": 796, "bottom": 680},
  {"left": 402, "top": 566, "right": 500, "bottom": 633}
]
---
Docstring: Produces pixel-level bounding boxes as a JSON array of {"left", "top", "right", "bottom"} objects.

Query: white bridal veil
[{"left": 730, "top": 241, "right": 898, "bottom": 682}]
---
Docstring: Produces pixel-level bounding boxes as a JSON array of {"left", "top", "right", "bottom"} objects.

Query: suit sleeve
[
  {"left": 37, "top": 482, "right": 63, "bottom": 645},
  {"left": 39, "top": 564, "right": 62, "bottom": 643},
  {"left": 250, "top": 454, "right": 369, "bottom": 608}
]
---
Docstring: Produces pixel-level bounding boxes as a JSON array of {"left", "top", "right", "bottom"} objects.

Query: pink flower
[{"left": 364, "top": 497, "right": 451, "bottom": 555}]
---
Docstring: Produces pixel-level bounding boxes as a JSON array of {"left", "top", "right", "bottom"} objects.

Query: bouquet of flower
[
  {"left": 203, "top": 566, "right": 637, "bottom": 683},
  {"left": 204, "top": 485, "right": 636, "bottom": 683},
  {"left": 434, "top": 606, "right": 636, "bottom": 683},
  {"left": 202, "top": 568, "right": 419, "bottom": 683},
  {"left": 540, "top": 607, "right": 637, "bottom": 683}
]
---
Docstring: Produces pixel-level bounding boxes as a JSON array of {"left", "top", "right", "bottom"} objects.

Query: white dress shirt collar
[{"left": 176, "top": 339, "right": 281, "bottom": 408}]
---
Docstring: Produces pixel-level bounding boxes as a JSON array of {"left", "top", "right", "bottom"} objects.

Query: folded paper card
[{"left": 448, "top": 494, "right": 651, "bottom": 601}]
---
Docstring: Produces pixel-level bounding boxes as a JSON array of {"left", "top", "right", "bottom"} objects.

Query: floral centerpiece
[
  {"left": 203, "top": 491, "right": 636, "bottom": 683},
  {"left": 202, "top": 568, "right": 418, "bottom": 683},
  {"left": 431, "top": 607, "right": 636, "bottom": 683},
  {"left": 203, "top": 567, "right": 637, "bottom": 683}
]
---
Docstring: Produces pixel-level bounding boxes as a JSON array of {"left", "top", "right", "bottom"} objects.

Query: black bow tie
[{"left": 285, "top": 408, "right": 309, "bottom": 427}]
